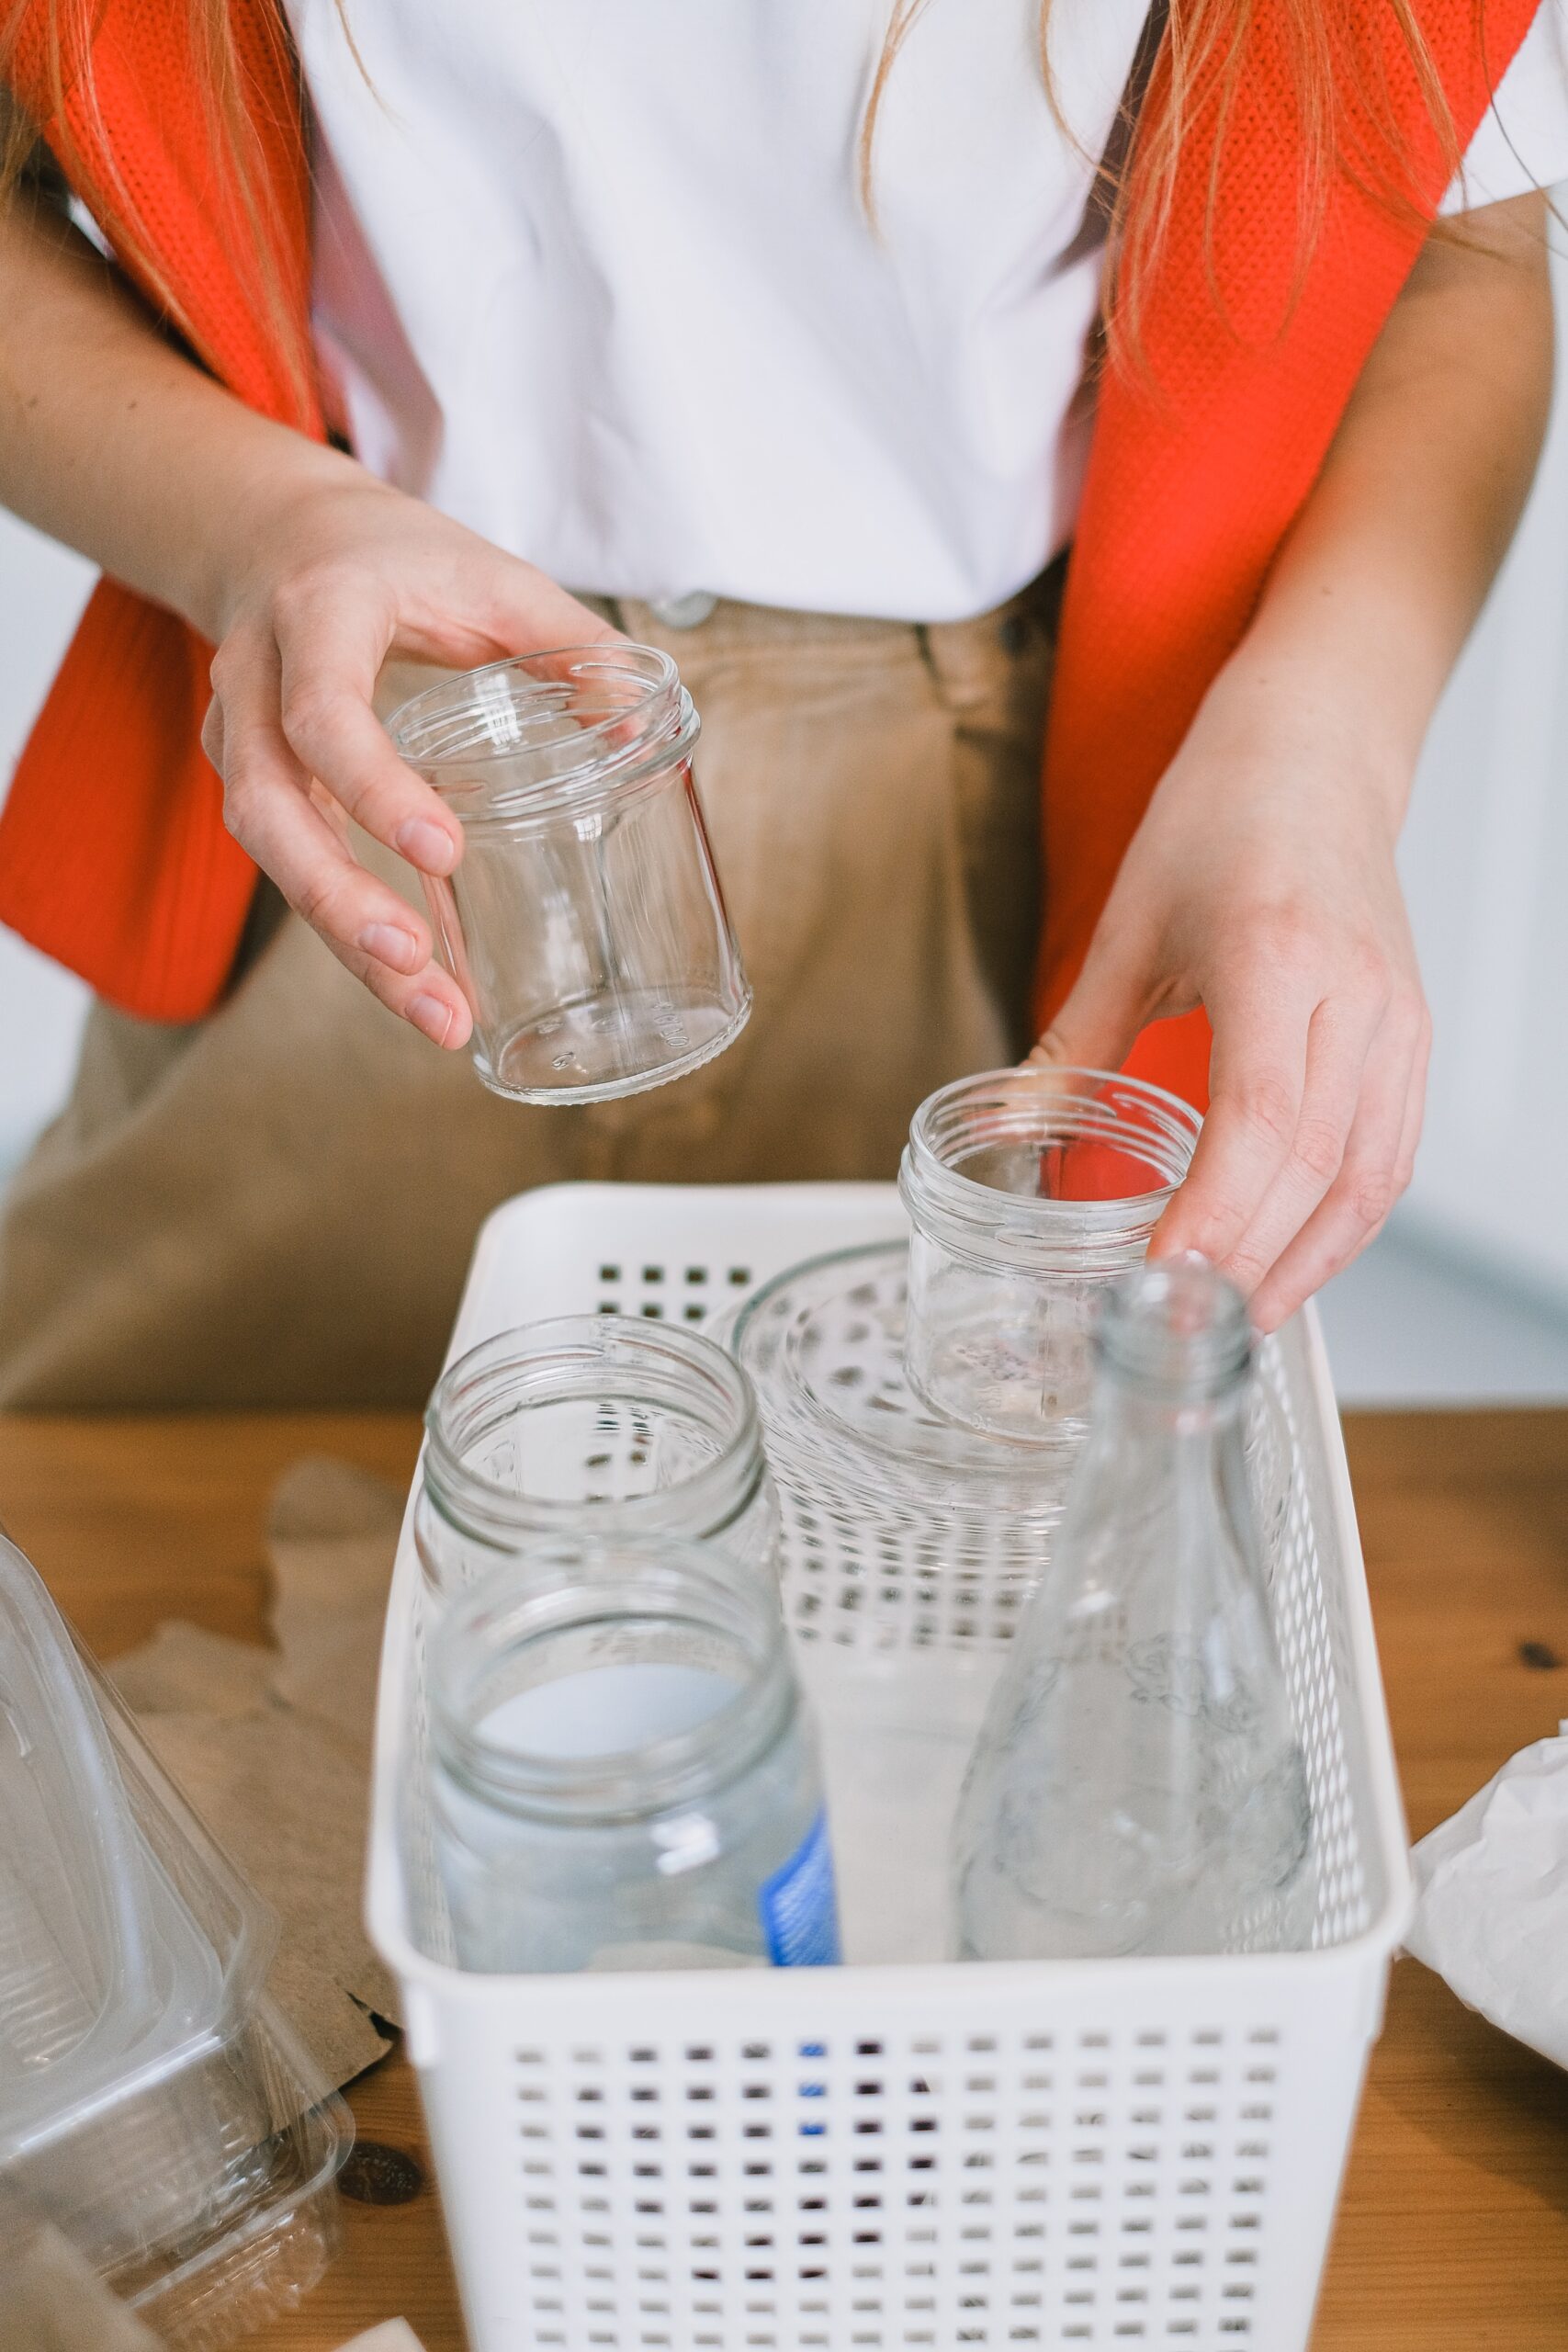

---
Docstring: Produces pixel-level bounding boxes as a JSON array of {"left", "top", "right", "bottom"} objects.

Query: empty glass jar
[
  {"left": 900, "top": 1067, "right": 1203, "bottom": 1442},
  {"left": 428, "top": 1541, "right": 840, "bottom": 1973},
  {"left": 389, "top": 646, "right": 750, "bottom": 1102},
  {"left": 416, "top": 1317, "right": 780, "bottom": 1605}
]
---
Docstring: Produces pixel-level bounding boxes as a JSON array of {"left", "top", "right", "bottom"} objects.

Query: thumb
[
  {"left": 1028, "top": 922, "right": 1153, "bottom": 1078},
  {"left": 487, "top": 563, "right": 626, "bottom": 655}
]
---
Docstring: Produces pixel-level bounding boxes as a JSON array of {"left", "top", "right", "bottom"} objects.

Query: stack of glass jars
[
  {"left": 412, "top": 1316, "right": 839, "bottom": 1975},
  {"left": 720, "top": 1067, "right": 1205, "bottom": 1652}
]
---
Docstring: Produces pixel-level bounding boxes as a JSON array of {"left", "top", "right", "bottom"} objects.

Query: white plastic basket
[{"left": 367, "top": 1183, "right": 1413, "bottom": 2352}]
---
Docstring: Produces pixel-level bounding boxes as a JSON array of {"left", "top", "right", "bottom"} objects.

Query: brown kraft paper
[{"left": 109, "top": 1456, "right": 408, "bottom": 2090}]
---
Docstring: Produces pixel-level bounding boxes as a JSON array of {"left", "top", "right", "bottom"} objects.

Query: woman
[{"left": 0, "top": 2, "right": 1560, "bottom": 1404}]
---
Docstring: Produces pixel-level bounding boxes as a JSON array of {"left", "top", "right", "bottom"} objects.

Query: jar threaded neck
[
  {"left": 899, "top": 1067, "right": 1202, "bottom": 1276},
  {"left": 430, "top": 1543, "right": 795, "bottom": 1824},
  {"left": 389, "top": 644, "right": 697, "bottom": 825},
  {"left": 423, "top": 1316, "right": 767, "bottom": 1552}
]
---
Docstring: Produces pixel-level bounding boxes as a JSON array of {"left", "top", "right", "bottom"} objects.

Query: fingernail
[
  {"left": 396, "top": 817, "right": 458, "bottom": 875},
  {"left": 357, "top": 922, "right": 419, "bottom": 971},
  {"left": 409, "top": 993, "right": 455, "bottom": 1046}
]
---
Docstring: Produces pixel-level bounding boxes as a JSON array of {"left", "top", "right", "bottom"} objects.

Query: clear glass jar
[
  {"left": 428, "top": 1541, "right": 839, "bottom": 1973},
  {"left": 899, "top": 1067, "right": 1202, "bottom": 1442},
  {"left": 415, "top": 1316, "right": 780, "bottom": 1604},
  {"left": 389, "top": 646, "right": 750, "bottom": 1102}
]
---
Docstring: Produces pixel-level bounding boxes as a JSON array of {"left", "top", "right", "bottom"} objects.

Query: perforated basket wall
[{"left": 368, "top": 1184, "right": 1412, "bottom": 2352}]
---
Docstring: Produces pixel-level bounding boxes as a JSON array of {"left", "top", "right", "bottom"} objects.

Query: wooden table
[{"left": 2, "top": 1408, "right": 1565, "bottom": 2350}]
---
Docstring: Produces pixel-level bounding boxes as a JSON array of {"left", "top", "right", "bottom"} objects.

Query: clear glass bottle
[
  {"left": 900, "top": 1067, "right": 1203, "bottom": 1443},
  {"left": 389, "top": 645, "right": 750, "bottom": 1103},
  {"left": 415, "top": 1317, "right": 780, "bottom": 1604},
  {"left": 428, "top": 1540, "right": 839, "bottom": 1973},
  {"left": 952, "top": 1260, "right": 1313, "bottom": 1959}
]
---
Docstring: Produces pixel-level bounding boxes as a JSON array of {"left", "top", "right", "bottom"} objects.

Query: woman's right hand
[{"left": 201, "top": 458, "right": 619, "bottom": 1046}]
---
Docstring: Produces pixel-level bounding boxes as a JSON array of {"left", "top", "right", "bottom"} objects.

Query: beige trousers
[{"left": 0, "top": 575, "right": 1058, "bottom": 1407}]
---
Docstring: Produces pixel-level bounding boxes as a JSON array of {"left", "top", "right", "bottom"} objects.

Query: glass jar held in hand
[
  {"left": 389, "top": 646, "right": 750, "bottom": 1102},
  {"left": 899, "top": 1067, "right": 1203, "bottom": 1444}
]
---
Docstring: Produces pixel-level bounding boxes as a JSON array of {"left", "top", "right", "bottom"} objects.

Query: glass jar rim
[
  {"left": 388, "top": 645, "right": 697, "bottom": 820},
  {"left": 900, "top": 1065, "right": 1202, "bottom": 1269},
  {"left": 423, "top": 1315, "right": 767, "bottom": 1546},
  {"left": 429, "top": 1541, "right": 792, "bottom": 1822}
]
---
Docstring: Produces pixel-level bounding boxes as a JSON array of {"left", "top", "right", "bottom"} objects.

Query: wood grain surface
[{"left": 2, "top": 1406, "right": 1564, "bottom": 2351}]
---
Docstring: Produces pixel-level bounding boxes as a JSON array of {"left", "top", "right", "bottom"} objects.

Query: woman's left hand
[
  {"left": 1030, "top": 665, "right": 1430, "bottom": 1330},
  {"left": 1030, "top": 189, "right": 1551, "bottom": 1333}
]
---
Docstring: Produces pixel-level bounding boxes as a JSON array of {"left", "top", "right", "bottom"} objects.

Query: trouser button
[{"left": 647, "top": 591, "right": 717, "bottom": 629}]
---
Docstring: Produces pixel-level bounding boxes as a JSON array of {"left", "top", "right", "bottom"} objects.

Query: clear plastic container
[
  {"left": 414, "top": 1315, "right": 781, "bottom": 1604},
  {"left": 389, "top": 645, "right": 750, "bottom": 1102},
  {"left": 899, "top": 1065, "right": 1202, "bottom": 1441},
  {"left": 0, "top": 1531, "right": 350, "bottom": 2346},
  {"left": 428, "top": 1540, "right": 839, "bottom": 1973},
  {"left": 106, "top": 2008, "right": 349, "bottom": 2350}
]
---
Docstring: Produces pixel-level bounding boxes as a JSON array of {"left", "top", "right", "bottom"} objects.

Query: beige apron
[{"left": 0, "top": 573, "right": 1058, "bottom": 1406}]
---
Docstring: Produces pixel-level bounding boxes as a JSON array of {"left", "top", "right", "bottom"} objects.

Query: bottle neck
[
  {"left": 1073, "top": 1369, "right": 1252, "bottom": 1513},
  {"left": 1091, "top": 1373, "right": 1249, "bottom": 1447},
  {"left": 1061, "top": 1365, "right": 1261, "bottom": 1626},
  {"left": 1041, "top": 1260, "right": 1268, "bottom": 1624}
]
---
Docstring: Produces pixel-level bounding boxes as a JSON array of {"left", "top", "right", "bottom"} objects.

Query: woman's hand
[
  {"left": 1034, "top": 190, "right": 1550, "bottom": 1329},
  {"left": 1032, "top": 663, "right": 1429, "bottom": 1330},
  {"left": 202, "top": 458, "right": 619, "bottom": 1046}
]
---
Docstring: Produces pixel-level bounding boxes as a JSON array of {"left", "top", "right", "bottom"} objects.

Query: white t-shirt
[{"left": 287, "top": 1, "right": 1568, "bottom": 625}]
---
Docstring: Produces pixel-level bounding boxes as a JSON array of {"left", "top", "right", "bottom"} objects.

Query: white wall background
[
  {"left": 3, "top": 248, "right": 1568, "bottom": 1351},
  {"left": 1394, "top": 242, "right": 1568, "bottom": 1308},
  {"left": 0, "top": 514, "right": 92, "bottom": 1170}
]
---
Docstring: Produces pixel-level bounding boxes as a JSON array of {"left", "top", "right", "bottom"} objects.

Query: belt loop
[{"left": 912, "top": 619, "right": 943, "bottom": 695}]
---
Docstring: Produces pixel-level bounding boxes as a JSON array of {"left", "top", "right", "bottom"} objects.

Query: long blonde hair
[
  {"left": 0, "top": 0, "right": 359, "bottom": 427},
  {"left": 5, "top": 0, "right": 1469, "bottom": 396},
  {"left": 864, "top": 0, "right": 1467, "bottom": 360}
]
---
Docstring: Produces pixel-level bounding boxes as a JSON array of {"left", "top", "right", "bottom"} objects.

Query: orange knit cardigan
[{"left": 0, "top": 2, "right": 1539, "bottom": 1109}]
